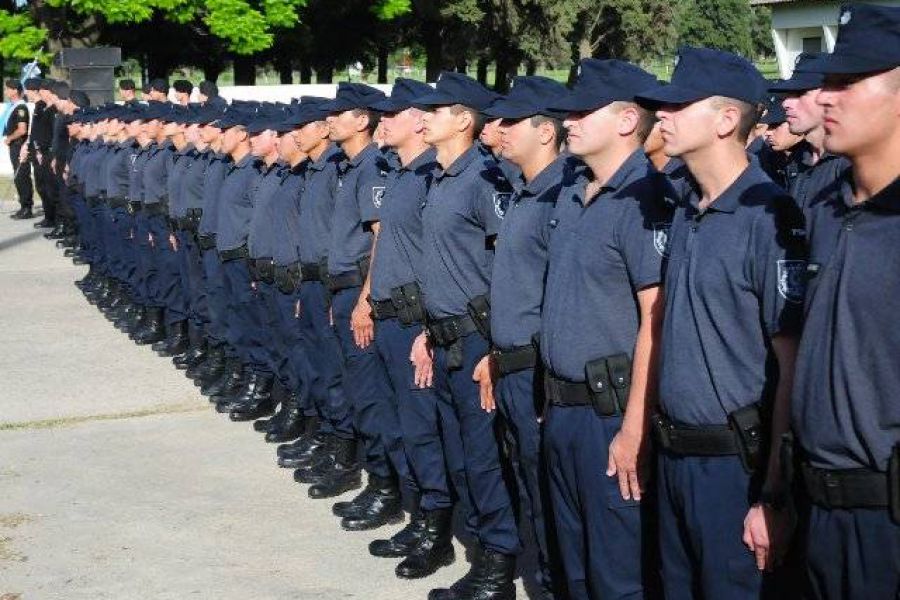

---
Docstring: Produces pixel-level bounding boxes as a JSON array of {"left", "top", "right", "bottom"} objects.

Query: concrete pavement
[{"left": 0, "top": 198, "right": 514, "bottom": 600}]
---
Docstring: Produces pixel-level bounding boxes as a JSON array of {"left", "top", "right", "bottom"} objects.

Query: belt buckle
[{"left": 822, "top": 471, "right": 842, "bottom": 507}]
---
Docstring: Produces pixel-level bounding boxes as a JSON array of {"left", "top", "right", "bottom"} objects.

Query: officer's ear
[{"left": 612, "top": 102, "right": 641, "bottom": 138}]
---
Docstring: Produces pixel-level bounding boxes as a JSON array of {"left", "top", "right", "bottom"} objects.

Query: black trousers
[
  {"left": 32, "top": 152, "right": 57, "bottom": 222},
  {"left": 9, "top": 140, "right": 33, "bottom": 209}
]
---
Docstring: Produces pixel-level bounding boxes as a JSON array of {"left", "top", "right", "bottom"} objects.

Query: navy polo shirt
[
  {"left": 166, "top": 145, "right": 199, "bottom": 218},
  {"left": 104, "top": 141, "right": 135, "bottom": 200},
  {"left": 128, "top": 145, "right": 150, "bottom": 202},
  {"left": 369, "top": 147, "right": 438, "bottom": 302},
  {"left": 490, "top": 155, "right": 566, "bottom": 350},
  {"left": 297, "top": 144, "right": 344, "bottom": 265},
  {"left": 793, "top": 175, "right": 900, "bottom": 471},
  {"left": 268, "top": 163, "right": 307, "bottom": 267},
  {"left": 540, "top": 150, "right": 673, "bottom": 381},
  {"left": 421, "top": 144, "right": 512, "bottom": 318},
  {"left": 248, "top": 162, "right": 288, "bottom": 259},
  {"left": 478, "top": 141, "right": 522, "bottom": 192},
  {"left": 68, "top": 140, "right": 90, "bottom": 186},
  {"left": 198, "top": 152, "right": 231, "bottom": 236},
  {"left": 214, "top": 153, "right": 262, "bottom": 252},
  {"left": 793, "top": 153, "right": 850, "bottom": 212},
  {"left": 327, "top": 143, "right": 386, "bottom": 275},
  {"left": 659, "top": 163, "right": 806, "bottom": 426},
  {"left": 142, "top": 142, "right": 171, "bottom": 205},
  {"left": 83, "top": 142, "right": 110, "bottom": 198},
  {"left": 180, "top": 150, "right": 210, "bottom": 211}
]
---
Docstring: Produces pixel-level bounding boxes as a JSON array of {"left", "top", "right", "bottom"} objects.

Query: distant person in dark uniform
[
  {"left": 198, "top": 81, "right": 228, "bottom": 109},
  {"left": 4, "top": 79, "right": 33, "bottom": 219},
  {"left": 28, "top": 79, "right": 59, "bottom": 228},
  {"left": 119, "top": 79, "right": 139, "bottom": 105},
  {"left": 173, "top": 79, "right": 193, "bottom": 106},
  {"left": 147, "top": 79, "right": 169, "bottom": 103}
]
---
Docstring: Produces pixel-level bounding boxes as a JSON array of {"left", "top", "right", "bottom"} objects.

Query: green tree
[
  {"left": 676, "top": 0, "right": 753, "bottom": 57},
  {"left": 0, "top": 9, "right": 49, "bottom": 62},
  {"left": 750, "top": 5, "right": 774, "bottom": 58}
]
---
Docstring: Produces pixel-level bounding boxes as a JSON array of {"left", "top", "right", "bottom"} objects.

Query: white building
[{"left": 753, "top": 0, "right": 900, "bottom": 78}]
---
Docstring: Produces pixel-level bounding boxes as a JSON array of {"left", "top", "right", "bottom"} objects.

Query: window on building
[{"left": 803, "top": 36, "right": 823, "bottom": 53}]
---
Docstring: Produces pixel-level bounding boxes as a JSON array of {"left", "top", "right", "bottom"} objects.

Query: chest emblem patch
[
  {"left": 653, "top": 222, "right": 671, "bottom": 257},
  {"left": 777, "top": 260, "right": 806, "bottom": 304}
]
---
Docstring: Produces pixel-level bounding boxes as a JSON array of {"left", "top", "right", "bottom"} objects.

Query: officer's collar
[
  {"left": 687, "top": 163, "right": 770, "bottom": 214},
  {"left": 234, "top": 153, "right": 256, "bottom": 168},
  {"left": 839, "top": 171, "right": 900, "bottom": 213},
  {"left": 519, "top": 154, "right": 567, "bottom": 200},
  {"left": 308, "top": 143, "right": 342, "bottom": 172},
  {"left": 342, "top": 142, "right": 378, "bottom": 169},
  {"left": 399, "top": 146, "right": 437, "bottom": 173},
  {"left": 438, "top": 144, "right": 482, "bottom": 179},
  {"left": 289, "top": 158, "right": 309, "bottom": 176}
]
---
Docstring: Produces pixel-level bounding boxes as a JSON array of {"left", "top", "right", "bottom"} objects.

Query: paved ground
[{"left": 0, "top": 197, "right": 524, "bottom": 600}]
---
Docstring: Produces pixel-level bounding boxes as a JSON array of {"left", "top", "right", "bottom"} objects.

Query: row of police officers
[{"left": 39, "top": 3, "right": 900, "bottom": 599}]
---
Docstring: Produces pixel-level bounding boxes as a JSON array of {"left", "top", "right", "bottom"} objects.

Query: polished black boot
[
  {"left": 133, "top": 307, "right": 166, "bottom": 345},
  {"left": 33, "top": 218, "right": 54, "bottom": 229},
  {"left": 426, "top": 548, "right": 515, "bottom": 599},
  {"left": 338, "top": 474, "right": 403, "bottom": 531},
  {"left": 123, "top": 305, "right": 147, "bottom": 335},
  {"left": 174, "top": 328, "right": 207, "bottom": 370},
  {"left": 308, "top": 437, "right": 361, "bottom": 499},
  {"left": 215, "top": 371, "right": 274, "bottom": 413},
  {"left": 45, "top": 223, "right": 66, "bottom": 239},
  {"left": 153, "top": 320, "right": 189, "bottom": 357},
  {"left": 370, "top": 510, "right": 427, "bottom": 558},
  {"left": 263, "top": 395, "right": 307, "bottom": 442},
  {"left": 201, "top": 357, "right": 244, "bottom": 398},
  {"left": 277, "top": 427, "right": 330, "bottom": 469},
  {"left": 189, "top": 343, "right": 222, "bottom": 382},
  {"left": 397, "top": 508, "right": 456, "bottom": 579},
  {"left": 228, "top": 374, "right": 277, "bottom": 421}
]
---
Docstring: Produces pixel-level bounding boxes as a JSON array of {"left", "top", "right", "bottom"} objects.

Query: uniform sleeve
[
  {"left": 619, "top": 186, "right": 673, "bottom": 291},
  {"left": 357, "top": 160, "right": 386, "bottom": 226},
  {"left": 748, "top": 198, "right": 807, "bottom": 337}
]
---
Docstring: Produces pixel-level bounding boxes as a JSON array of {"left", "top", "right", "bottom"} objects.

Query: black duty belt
[
  {"left": 250, "top": 257, "right": 275, "bottom": 284},
  {"left": 198, "top": 234, "right": 217, "bottom": 251},
  {"left": 492, "top": 344, "right": 537, "bottom": 376},
  {"left": 427, "top": 314, "right": 478, "bottom": 348},
  {"left": 107, "top": 196, "right": 128, "bottom": 209},
  {"left": 544, "top": 373, "right": 620, "bottom": 417},
  {"left": 326, "top": 269, "right": 364, "bottom": 293},
  {"left": 652, "top": 414, "right": 740, "bottom": 456},
  {"left": 219, "top": 244, "right": 250, "bottom": 262},
  {"left": 87, "top": 196, "right": 103, "bottom": 208},
  {"left": 143, "top": 202, "right": 169, "bottom": 217},
  {"left": 801, "top": 463, "right": 890, "bottom": 510},
  {"left": 127, "top": 201, "right": 142, "bottom": 214},
  {"left": 174, "top": 216, "right": 197, "bottom": 231},
  {"left": 301, "top": 262, "right": 323, "bottom": 282},
  {"left": 274, "top": 263, "right": 301, "bottom": 294},
  {"left": 369, "top": 298, "right": 397, "bottom": 321}
]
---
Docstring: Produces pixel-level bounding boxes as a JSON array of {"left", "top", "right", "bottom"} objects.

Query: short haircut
[
  {"left": 529, "top": 115, "right": 566, "bottom": 146},
  {"left": 52, "top": 80, "right": 71, "bottom": 100},
  {"left": 199, "top": 80, "right": 218, "bottom": 98},
  {"left": 119, "top": 79, "right": 136, "bottom": 91},
  {"left": 351, "top": 108, "right": 381, "bottom": 136},
  {"left": 710, "top": 96, "right": 760, "bottom": 142},
  {"left": 173, "top": 79, "right": 193, "bottom": 94},
  {"left": 4, "top": 79, "right": 22, "bottom": 94},
  {"left": 449, "top": 104, "right": 486, "bottom": 137}
]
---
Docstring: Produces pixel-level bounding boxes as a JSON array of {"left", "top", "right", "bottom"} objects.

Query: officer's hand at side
[
  {"left": 169, "top": 233, "right": 178, "bottom": 252},
  {"left": 351, "top": 299, "right": 374, "bottom": 348},
  {"left": 18, "top": 145, "right": 27, "bottom": 161},
  {"left": 51, "top": 158, "right": 56, "bottom": 171},
  {"left": 410, "top": 332, "right": 433, "bottom": 389},
  {"left": 607, "top": 425, "right": 647, "bottom": 501},
  {"left": 743, "top": 503, "right": 788, "bottom": 571},
  {"left": 472, "top": 354, "right": 497, "bottom": 413}
]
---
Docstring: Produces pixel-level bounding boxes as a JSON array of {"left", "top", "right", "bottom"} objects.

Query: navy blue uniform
[
  {"left": 658, "top": 163, "right": 805, "bottom": 599},
  {"left": 197, "top": 152, "right": 231, "bottom": 348},
  {"left": 541, "top": 151, "right": 671, "bottom": 598},
  {"left": 793, "top": 173, "right": 900, "bottom": 600},
  {"left": 421, "top": 144, "right": 519, "bottom": 554}
]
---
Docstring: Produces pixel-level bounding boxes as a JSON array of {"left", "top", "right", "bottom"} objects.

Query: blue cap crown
[
  {"left": 484, "top": 76, "right": 569, "bottom": 119},
  {"left": 805, "top": 4, "right": 900, "bottom": 74},
  {"left": 412, "top": 72, "right": 501, "bottom": 112}
]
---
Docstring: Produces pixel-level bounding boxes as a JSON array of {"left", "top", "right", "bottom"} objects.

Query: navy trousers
[
  {"left": 330, "top": 287, "right": 396, "bottom": 479},
  {"left": 806, "top": 504, "right": 900, "bottom": 600},
  {"left": 658, "top": 453, "right": 761, "bottom": 600},
  {"left": 201, "top": 247, "right": 228, "bottom": 347},
  {"left": 147, "top": 214, "right": 187, "bottom": 325},
  {"left": 432, "top": 331, "right": 519, "bottom": 555},
  {"left": 545, "top": 405, "right": 651, "bottom": 599},
  {"left": 297, "top": 282, "right": 353, "bottom": 438},
  {"left": 176, "top": 230, "right": 208, "bottom": 333},
  {"left": 221, "top": 257, "right": 270, "bottom": 372}
]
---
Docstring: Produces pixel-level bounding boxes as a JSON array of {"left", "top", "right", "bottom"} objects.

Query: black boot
[
  {"left": 308, "top": 437, "right": 361, "bottom": 499},
  {"left": 397, "top": 508, "right": 456, "bottom": 579},
  {"left": 174, "top": 333, "right": 207, "bottom": 370},
  {"left": 133, "top": 307, "right": 166, "bottom": 345},
  {"left": 278, "top": 428, "right": 330, "bottom": 469},
  {"left": 426, "top": 548, "right": 515, "bottom": 599},
  {"left": 152, "top": 320, "right": 189, "bottom": 357},
  {"left": 45, "top": 223, "right": 66, "bottom": 239},
  {"left": 123, "top": 305, "right": 147, "bottom": 335},
  {"left": 215, "top": 371, "right": 274, "bottom": 413},
  {"left": 370, "top": 510, "right": 428, "bottom": 558},
  {"left": 201, "top": 357, "right": 244, "bottom": 398},
  {"left": 228, "top": 374, "right": 277, "bottom": 421},
  {"left": 189, "top": 343, "right": 223, "bottom": 382},
  {"left": 263, "top": 394, "right": 307, "bottom": 442},
  {"left": 338, "top": 474, "right": 404, "bottom": 531}
]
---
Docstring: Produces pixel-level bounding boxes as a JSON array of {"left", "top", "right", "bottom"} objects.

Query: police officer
[
  {"left": 537, "top": 62, "right": 670, "bottom": 599},
  {"left": 119, "top": 79, "right": 140, "bottom": 105},
  {"left": 759, "top": 97, "right": 812, "bottom": 192},
  {"left": 198, "top": 81, "right": 228, "bottom": 110},
  {"left": 409, "top": 72, "right": 519, "bottom": 600},
  {"left": 5, "top": 79, "right": 34, "bottom": 220},
  {"left": 173, "top": 80, "right": 193, "bottom": 106},
  {"left": 147, "top": 79, "right": 169, "bottom": 103},
  {"left": 791, "top": 5, "right": 900, "bottom": 598},
  {"left": 49, "top": 81, "right": 80, "bottom": 243},
  {"left": 477, "top": 75, "right": 571, "bottom": 598},
  {"left": 769, "top": 53, "right": 849, "bottom": 211},
  {"left": 637, "top": 47, "right": 806, "bottom": 598},
  {"left": 28, "top": 79, "right": 59, "bottom": 229}
]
